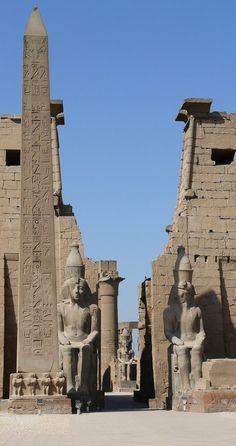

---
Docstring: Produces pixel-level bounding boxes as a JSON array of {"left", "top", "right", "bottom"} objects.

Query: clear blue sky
[{"left": 1, "top": 1, "right": 236, "bottom": 322}]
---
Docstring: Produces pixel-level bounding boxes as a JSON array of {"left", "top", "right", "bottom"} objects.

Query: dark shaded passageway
[{"left": 104, "top": 392, "right": 147, "bottom": 412}]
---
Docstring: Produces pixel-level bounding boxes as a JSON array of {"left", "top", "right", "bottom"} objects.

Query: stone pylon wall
[
  {"left": 0, "top": 115, "right": 100, "bottom": 397},
  {"left": 144, "top": 99, "right": 236, "bottom": 408}
]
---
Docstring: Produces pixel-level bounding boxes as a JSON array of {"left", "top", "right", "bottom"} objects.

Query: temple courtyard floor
[{"left": 1, "top": 392, "right": 236, "bottom": 446}]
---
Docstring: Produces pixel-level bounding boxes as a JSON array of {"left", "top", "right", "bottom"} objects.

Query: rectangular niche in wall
[
  {"left": 211, "top": 148, "right": 235, "bottom": 165},
  {"left": 5, "top": 149, "right": 21, "bottom": 166}
]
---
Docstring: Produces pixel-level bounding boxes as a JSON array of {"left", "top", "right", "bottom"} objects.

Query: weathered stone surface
[
  {"left": 18, "top": 7, "right": 58, "bottom": 372},
  {"left": 190, "top": 390, "right": 236, "bottom": 413},
  {"left": 0, "top": 9, "right": 121, "bottom": 401},
  {"left": 58, "top": 263, "right": 99, "bottom": 403},
  {"left": 202, "top": 359, "right": 236, "bottom": 388},
  {"left": 135, "top": 278, "right": 155, "bottom": 403},
  {"left": 99, "top": 267, "right": 124, "bottom": 391},
  {"left": 164, "top": 254, "right": 205, "bottom": 403},
  {"left": 8, "top": 396, "right": 71, "bottom": 414},
  {"left": 117, "top": 327, "right": 135, "bottom": 384},
  {"left": 9, "top": 371, "right": 66, "bottom": 397},
  {"left": 195, "top": 378, "right": 211, "bottom": 390},
  {"left": 138, "top": 98, "right": 236, "bottom": 410}
]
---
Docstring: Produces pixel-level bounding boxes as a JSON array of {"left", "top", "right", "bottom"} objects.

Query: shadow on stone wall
[
  {"left": 102, "top": 366, "right": 111, "bottom": 392},
  {"left": 139, "top": 336, "right": 155, "bottom": 401},
  {"left": 3, "top": 259, "right": 17, "bottom": 398},
  {"left": 219, "top": 259, "right": 236, "bottom": 357},
  {"left": 137, "top": 280, "right": 155, "bottom": 403},
  {"left": 195, "top": 289, "right": 224, "bottom": 359}
]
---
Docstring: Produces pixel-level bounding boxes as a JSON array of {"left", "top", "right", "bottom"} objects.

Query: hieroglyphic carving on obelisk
[{"left": 18, "top": 7, "right": 59, "bottom": 372}]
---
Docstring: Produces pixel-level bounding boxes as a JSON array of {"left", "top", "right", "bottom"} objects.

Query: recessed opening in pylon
[
  {"left": 6, "top": 150, "right": 20, "bottom": 166},
  {"left": 211, "top": 148, "right": 235, "bottom": 165}
]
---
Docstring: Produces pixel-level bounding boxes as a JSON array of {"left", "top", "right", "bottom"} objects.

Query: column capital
[{"left": 99, "top": 274, "right": 125, "bottom": 285}]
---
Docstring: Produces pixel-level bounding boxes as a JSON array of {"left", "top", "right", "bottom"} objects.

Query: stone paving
[{"left": 1, "top": 393, "right": 236, "bottom": 446}]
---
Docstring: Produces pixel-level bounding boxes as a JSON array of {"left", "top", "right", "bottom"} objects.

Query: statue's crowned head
[
  {"left": 65, "top": 243, "right": 85, "bottom": 281},
  {"left": 173, "top": 250, "right": 193, "bottom": 284}
]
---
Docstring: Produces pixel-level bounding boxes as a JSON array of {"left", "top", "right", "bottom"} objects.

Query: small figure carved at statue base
[
  {"left": 55, "top": 371, "right": 66, "bottom": 395},
  {"left": 41, "top": 373, "right": 51, "bottom": 395},
  {"left": 12, "top": 373, "right": 24, "bottom": 396},
  {"left": 27, "top": 373, "right": 38, "bottom": 396}
]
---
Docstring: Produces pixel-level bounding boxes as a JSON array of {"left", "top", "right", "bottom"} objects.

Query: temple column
[{"left": 99, "top": 274, "right": 124, "bottom": 391}]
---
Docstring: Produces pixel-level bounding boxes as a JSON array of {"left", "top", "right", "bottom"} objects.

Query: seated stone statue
[
  {"left": 164, "top": 280, "right": 205, "bottom": 394},
  {"left": 57, "top": 277, "right": 98, "bottom": 399},
  {"left": 117, "top": 328, "right": 134, "bottom": 382}
]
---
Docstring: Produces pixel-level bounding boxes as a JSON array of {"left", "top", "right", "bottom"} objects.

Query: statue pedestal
[
  {"left": 189, "top": 359, "right": 236, "bottom": 412},
  {"left": 8, "top": 396, "right": 72, "bottom": 414},
  {"left": 172, "top": 359, "right": 236, "bottom": 412},
  {"left": 8, "top": 372, "right": 71, "bottom": 414},
  {"left": 190, "top": 389, "right": 236, "bottom": 412},
  {"left": 67, "top": 390, "right": 105, "bottom": 413},
  {"left": 148, "top": 397, "right": 164, "bottom": 409}
]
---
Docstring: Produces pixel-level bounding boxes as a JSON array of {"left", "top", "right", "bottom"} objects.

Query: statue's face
[
  {"left": 71, "top": 279, "right": 86, "bottom": 302},
  {"left": 177, "top": 288, "right": 192, "bottom": 305}
]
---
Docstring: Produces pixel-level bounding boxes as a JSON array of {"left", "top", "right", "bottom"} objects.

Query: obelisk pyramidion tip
[{"left": 24, "top": 7, "right": 47, "bottom": 36}]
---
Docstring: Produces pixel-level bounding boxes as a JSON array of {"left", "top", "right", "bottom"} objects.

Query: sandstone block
[
  {"left": 3, "top": 181, "right": 17, "bottom": 190},
  {"left": 202, "top": 359, "right": 236, "bottom": 388},
  {"left": 190, "top": 390, "right": 236, "bottom": 413},
  {"left": 8, "top": 397, "right": 72, "bottom": 414},
  {"left": 202, "top": 133, "right": 236, "bottom": 149},
  {"left": 195, "top": 378, "right": 211, "bottom": 390}
]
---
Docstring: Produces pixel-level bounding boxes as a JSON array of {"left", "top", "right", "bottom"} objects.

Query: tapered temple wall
[{"left": 140, "top": 99, "right": 236, "bottom": 408}]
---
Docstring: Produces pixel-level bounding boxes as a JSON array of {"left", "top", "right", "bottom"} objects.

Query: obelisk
[{"left": 17, "top": 7, "right": 58, "bottom": 372}]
